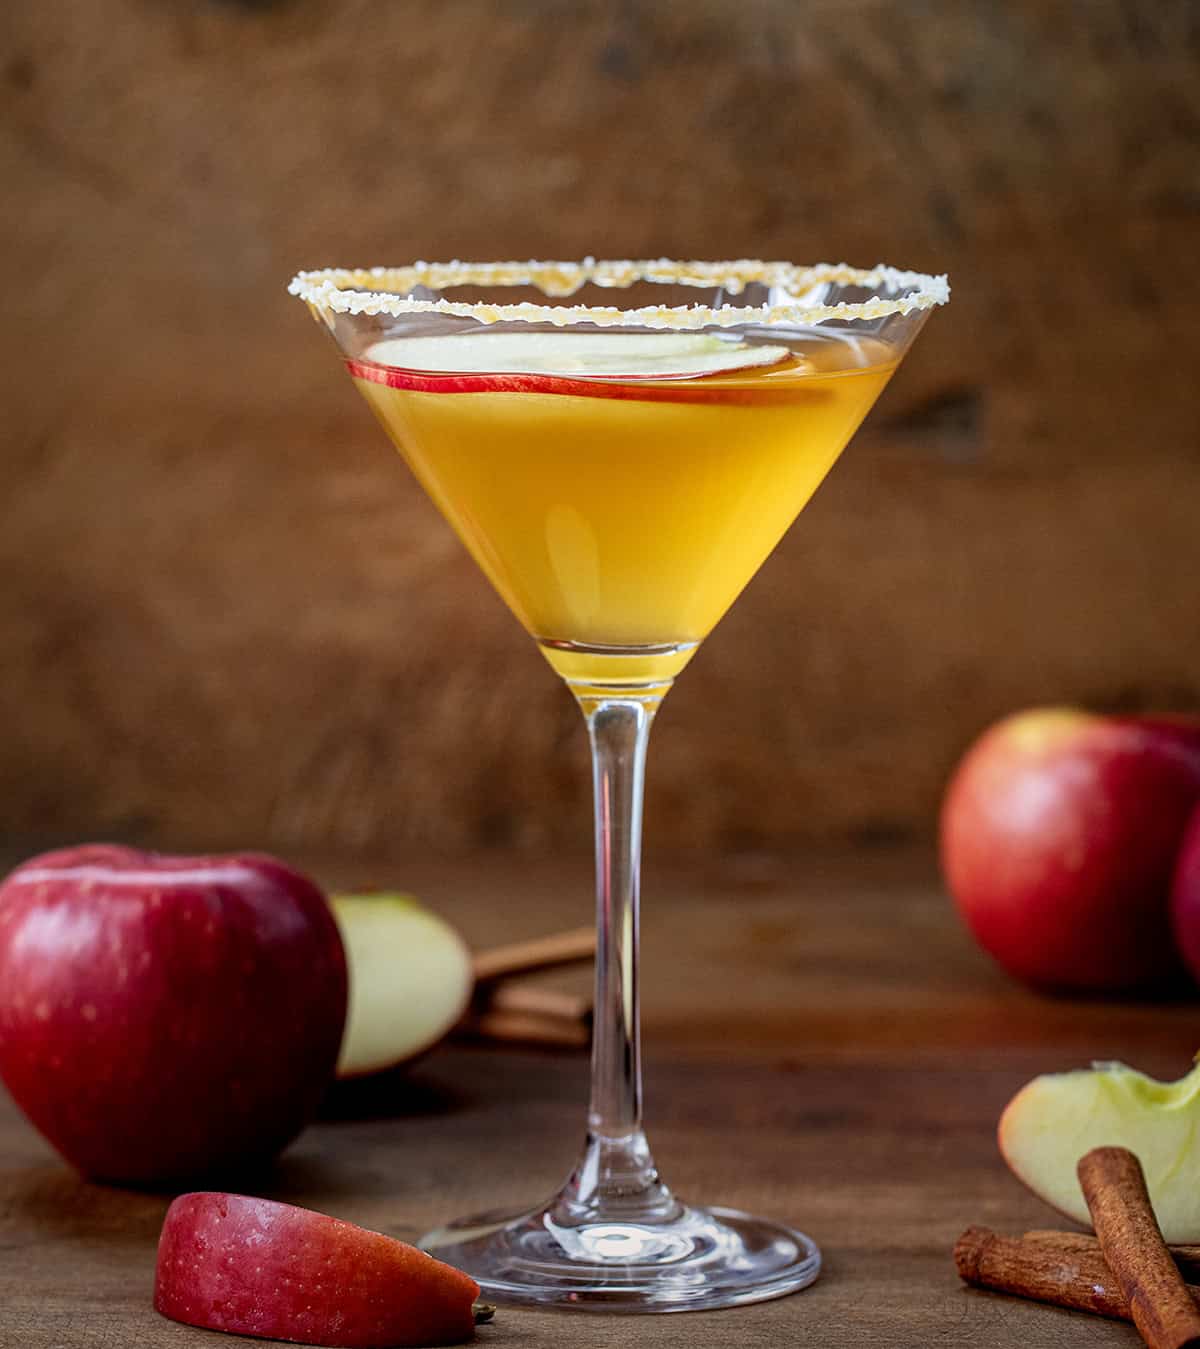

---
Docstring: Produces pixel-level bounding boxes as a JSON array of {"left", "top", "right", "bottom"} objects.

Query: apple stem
[{"left": 472, "top": 1302, "right": 496, "bottom": 1325}]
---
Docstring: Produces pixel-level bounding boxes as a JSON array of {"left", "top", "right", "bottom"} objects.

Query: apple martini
[{"left": 288, "top": 259, "right": 948, "bottom": 1312}]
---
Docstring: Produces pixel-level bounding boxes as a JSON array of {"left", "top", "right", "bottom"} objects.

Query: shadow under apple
[
  {"left": 0, "top": 1164, "right": 169, "bottom": 1247},
  {"left": 318, "top": 1063, "right": 471, "bottom": 1124}
]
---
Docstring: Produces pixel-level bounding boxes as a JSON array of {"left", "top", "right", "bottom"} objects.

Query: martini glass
[{"left": 288, "top": 259, "right": 948, "bottom": 1312}]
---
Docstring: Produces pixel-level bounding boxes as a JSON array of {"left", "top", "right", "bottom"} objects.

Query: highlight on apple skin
[
  {"left": 0, "top": 845, "right": 347, "bottom": 1185},
  {"left": 155, "top": 1192, "right": 481, "bottom": 1348},
  {"left": 998, "top": 1057, "right": 1200, "bottom": 1243},
  {"left": 329, "top": 893, "right": 474, "bottom": 1078},
  {"left": 1170, "top": 807, "right": 1200, "bottom": 984},
  {"left": 940, "top": 708, "right": 1200, "bottom": 993}
]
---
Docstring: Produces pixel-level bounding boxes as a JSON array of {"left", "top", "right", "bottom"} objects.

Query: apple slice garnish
[
  {"left": 998, "top": 1057, "right": 1200, "bottom": 1242},
  {"left": 330, "top": 893, "right": 474, "bottom": 1079},
  {"left": 365, "top": 330, "right": 791, "bottom": 380},
  {"left": 348, "top": 330, "right": 810, "bottom": 404},
  {"left": 155, "top": 1192, "right": 483, "bottom": 1347}
]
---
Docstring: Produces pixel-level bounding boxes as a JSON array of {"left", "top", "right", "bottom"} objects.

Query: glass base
[{"left": 421, "top": 1199, "right": 820, "bottom": 1312}]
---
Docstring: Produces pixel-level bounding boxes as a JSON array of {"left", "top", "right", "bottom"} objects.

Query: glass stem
[
  {"left": 588, "top": 697, "right": 650, "bottom": 1145},
  {"left": 557, "top": 693, "right": 678, "bottom": 1225}
]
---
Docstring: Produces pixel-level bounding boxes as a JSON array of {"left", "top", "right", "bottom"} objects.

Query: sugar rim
[{"left": 286, "top": 258, "right": 949, "bottom": 330}]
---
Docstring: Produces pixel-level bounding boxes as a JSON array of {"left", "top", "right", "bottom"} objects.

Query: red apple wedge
[
  {"left": 155, "top": 1192, "right": 481, "bottom": 1347},
  {"left": 998, "top": 1058, "right": 1200, "bottom": 1242},
  {"left": 329, "top": 894, "right": 473, "bottom": 1078},
  {"left": 941, "top": 708, "right": 1200, "bottom": 992},
  {"left": 0, "top": 846, "right": 346, "bottom": 1183}
]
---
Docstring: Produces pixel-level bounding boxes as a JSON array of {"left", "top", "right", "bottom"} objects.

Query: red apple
[
  {"left": 940, "top": 708, "right": 1200, "bottom": 992},
  {"left": 1171, "top": 807, "right": 1200, "bottom": 981},
  {"left": 155, "top": 1192, "right": 480, "bottom": 1347},
  {"left": 0, "top": 845, "right": 347, "bottom": 1184}
]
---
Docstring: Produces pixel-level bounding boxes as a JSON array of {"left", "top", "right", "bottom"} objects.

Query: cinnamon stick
[
  {"left": 472, "top": 926, "right": 595, "bottom": 983},
  {"left": 1024, "top": 1231, "right": 1200, "bottom": 1284},
  {"left": 478, "top": 982, "right": 591, "bottom": 1022},
  {"left": 456, "top": 1006, "right": 591, "bottom": 1049},
  {"left": 1078, "top": 1146, "right": 1200, "bottom": 1349},
  {"left": 955, "top": 1226, "right": 1200, "bottom": 1321}
]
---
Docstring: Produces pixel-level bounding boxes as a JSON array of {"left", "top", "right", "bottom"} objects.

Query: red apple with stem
[
  {"left": 155, "top": 1192, "right": 483, "bottom": 1347},
  {"left": 0, "top": 845, "right": 347, "bottom": 1184},
  {"left": 941, "top": 708, "right": 1200, "bottom": 993}
]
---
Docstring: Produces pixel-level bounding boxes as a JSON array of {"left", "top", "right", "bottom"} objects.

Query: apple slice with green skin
[
  {"left": 998, "top": 1057, "right": 1200, "bottom": 1242},
  {"left": 155, "top": 1192, "right": 483, "bottom": 1347},
  {"left": 330, "top": 893, "right": 474, "bottom": 1079},
  {"left": 349, "top": 329, "right": 809, "bottom": 404}
]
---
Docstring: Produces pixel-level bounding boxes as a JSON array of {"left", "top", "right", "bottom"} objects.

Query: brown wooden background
[{"left": 2, "top": 0, "right": 1198, "bottom": 858}]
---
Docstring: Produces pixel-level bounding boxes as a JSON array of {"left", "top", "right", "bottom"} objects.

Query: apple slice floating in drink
[
  {"left": 366, "top": 330, "right": 792, "bottom": 378},
  {"left": 155, "top": 1192, "right": 483, "bottom": 1347},
  {"left": 349, "top": 330, "right": 802, "bottom": 403}
]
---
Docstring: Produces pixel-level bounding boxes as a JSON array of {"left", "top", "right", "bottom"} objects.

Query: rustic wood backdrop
[{"left": 1, "top": 0, "right": 1197, "bottom": 857}]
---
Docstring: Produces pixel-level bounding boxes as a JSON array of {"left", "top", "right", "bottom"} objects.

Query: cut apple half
[
  {"left": 998, "top": 1056, "right": 1200, "bottom": 1242},
  {"left": 330, "top": 893, "right": 473, "bottom": 1079},
  {"left": 364, "top": 330, "right": 792, "bottom": 380}
]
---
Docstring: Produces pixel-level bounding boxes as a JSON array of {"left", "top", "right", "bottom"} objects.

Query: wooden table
[{"left": 2, "top": 849, "right": 1196, "bottom": 1347}]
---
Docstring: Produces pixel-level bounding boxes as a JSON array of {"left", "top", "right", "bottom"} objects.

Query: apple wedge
[
  {"left": 330, "top": 893, "right": 473, "bottom": 1079},
  {"left": 155, "top": 1192, "right": 481, "bottom": 1347},
  {"left": 999, "top": 1057, "right": 1200, "bottom": 1242}
]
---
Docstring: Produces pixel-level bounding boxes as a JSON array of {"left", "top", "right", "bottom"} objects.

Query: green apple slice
[
  {"left": 365, "top": 330, "right": 791, "bottom": 379},
  {"left": 329, "top": 893, "right": 473, "bottom": 1078},
  {"left": 998, "top": 1057, "right": 1200, "bottom": 1241}
]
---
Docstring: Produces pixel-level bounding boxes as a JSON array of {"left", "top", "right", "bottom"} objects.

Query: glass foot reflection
[{"left": 421, "top": 1199, "right": 820, "bottom": 1312}]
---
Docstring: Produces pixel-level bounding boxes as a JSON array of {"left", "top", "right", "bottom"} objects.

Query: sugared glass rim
[{"left": 287, "top": 258, "right": 949, "bottom": 330}]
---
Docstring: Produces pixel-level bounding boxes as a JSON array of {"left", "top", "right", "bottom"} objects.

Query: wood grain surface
[
  {"left": 1, "top": 848, "right": 1195, "bottom": 1347},
  {"left": 1, "top": 0, "right": 1198, "bottom": 856}
]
